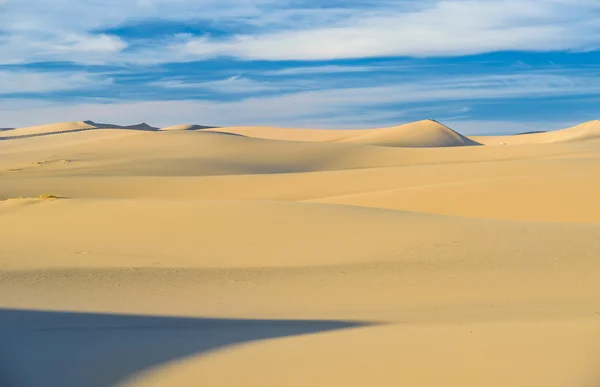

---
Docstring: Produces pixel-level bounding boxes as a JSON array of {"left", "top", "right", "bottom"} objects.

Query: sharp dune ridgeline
[
  {"left": 2, "top": 118, "right": 600, "bottom": 387},
  {"left": 160, "top": 124, "right": 219, "bottom": 131}
]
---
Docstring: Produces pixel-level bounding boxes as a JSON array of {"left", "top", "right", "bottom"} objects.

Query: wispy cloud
[
  {"left": 159, "top": 0, "right": 600, "bottom": 62},
  {"left": 1, "top": 0, "right": 599, "bottom": 64},
  {"left": 1, "top": 68, "right": 598, "bottom": 129},
  {"left": 0, "top": 70, "right": 113, "bottom": 94},
  {"left": 263, "top": 65, "right": 386, "bottom": 76},
  {"left": 151, "top": 75, "right": 282, "bottom": 94}
]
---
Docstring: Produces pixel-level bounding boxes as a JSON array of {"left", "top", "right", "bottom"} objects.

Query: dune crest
[
  {"left": 85, "top": 121, "right": 158, "bottom": 131},
  {"left": 0, "top": 121, "right": 162, "bottom": 139},
  {"left": 160, "top": 124, "right": 217, "bottom": 131},
  {"left": 4, "top": 119, "right": 599, "bottom": 147},
  {"left": 0, "top": 121, "right": 97, "bottom": 138},
  {"left": 209, "top": 120, "right": 480, "bottom": 147},
  {"left": 471, "top": 120, "right": 600, "bottom": 145},
  {"left": 336, "top": 119, "right": 480, "bottom": 147}
]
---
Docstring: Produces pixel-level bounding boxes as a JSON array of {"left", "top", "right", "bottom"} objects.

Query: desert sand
[{"left": 1, "top": 119, "right": 600, "bottom": 387}]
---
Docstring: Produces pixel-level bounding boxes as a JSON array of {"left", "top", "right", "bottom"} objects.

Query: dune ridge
[
  {"left": 3, "top": 119, "right": 600, "bottom": 147},
  {"left": 87, "top": 121, "right": 159, "bottom": 131},
  {"left": 194, "top": 119, "right": 600, "bottom": 147},
  {"left": 0, "top": 121, "right": 97, "bottom": 139},
  {"left": 335, "top": 119, "right": 480, "bottom": 147},
  {"left": 0, "top": 120, "right": 159, "bottom": 140},
  {"left": 471, "top": 120, "right": 600, "bottom": 145},
  {"left": 203, "top": 119, "right": 479, "bottom": 147},
  {"left": 160, "top": 124, "right": 218, "bottom": 131}
]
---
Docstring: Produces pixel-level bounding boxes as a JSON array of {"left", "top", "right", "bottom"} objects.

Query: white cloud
[
  {"left": 1, "top": 69, "right": 598, "bottom": 130},
  {"left": 151, "top": 75, "right": 282, "bottom": 93},
  {"left": 0, "top": 95, "right": 588, "bottom": 134},
  {"left": 173, "top": 0, "right": 600, "bottom": 61},
  {"left": 0, "top": 32, "right": 127, "bottom": 65},
  {"left": 262, "top": 65, "right": 386, "bottom": 76},
  {"left": 0, "top": 71, "right": 113, "bottom": 93},
  {"left": 0, "top": 0, "right": 281, "bottom": 64},
  {"left": 150, "top": 74, "right": 322, "bottom": 94},
  {"left": 0, "top": 0, "right": 598, "bottom": 64},
  {"left": 53, "top": 34, "right": 127, "bottom": 53}
]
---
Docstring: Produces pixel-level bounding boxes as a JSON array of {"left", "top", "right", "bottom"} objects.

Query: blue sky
[{"left": 0, "top": 0, "right": 599, "bottom": 133}]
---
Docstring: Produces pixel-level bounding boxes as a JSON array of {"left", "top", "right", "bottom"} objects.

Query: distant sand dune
[
  {"left": 335, "top": 120, "right": 480, "bottom": 147},
  {"left": 160, "top": 124, "right": 218, "bottom": 131},
  {"left": 0, "top": 121, "right": 97, "bottom": 139},
  {"left": 3, "top": 119, "right": 600, "bottom": 147},
  {"left": 205, "top": 125, "right": 354, "bottom": 142},
  {"left": 0, "top": 121, "right": 159, "bottom": 140},
  {"left": 471, "top": 120, "right": 600, "bottom": 145},
  {"left": 209, "top": 119, "right": 600, "bottom": 147},
  {"left": 88, "top": 121, "right": 159, "bottom": 131},
  {"left": 206, "top": 119, "right": 480, "bottom": 147}
]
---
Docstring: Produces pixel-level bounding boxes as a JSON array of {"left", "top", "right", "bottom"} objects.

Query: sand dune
[
  {"left": 206, "top": 125, "right": 354, "bottom": 142},
  {"left": 1, "top": 118, "right": 600, "bottom": 387},
  {"left": 90, "top": 121, "right": 158, "bottom": 131},
  {"left": 206, "top": 119, "right": 480, "bottom": 147},
  {"left": 0, "top": 120, "right": 97, "bottom": 138},
  {"left": 0, "top": 120, "right": 159, "bottom": 140},
  {"left": 208, "top": 119, "right": 600, "bottom": 147},
  {"left": 5, "top": 118, "right": 600, "bottom": 146},
  {"left": 160, "top": 124, "right": 217, "bottom": 131},
  {"left": 2, "top": 128, "right": 600, "bottom": 221},
  {"left": 336, "top": 119, "right": 480, "bottom": 147},
  {"left": 472, "top": 120, "right": 600, "bottom": 145}
]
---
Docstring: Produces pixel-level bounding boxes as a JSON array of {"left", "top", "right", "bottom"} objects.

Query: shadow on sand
[{"left": 0, "top": 308, "right": 369, "bottom": 387}]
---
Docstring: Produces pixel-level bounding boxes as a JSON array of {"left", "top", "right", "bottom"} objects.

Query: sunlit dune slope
[
  {"left": 337, "top": 119, "right": 480, "bottom": 147},
  {"left": 160, "top": 124, "right": 217, "bottom": 131},
  {"left": 0, "top": 120, "right": 159, "bottom": 139},
  {"left": 471, "top": 120, "right": 600, "bottom": 145},
  {"left": 0, "top": 121, "right": 97, "bottom": 138},
  {"left": 209, "top": 120, "right": 480, "bottom": 147}
]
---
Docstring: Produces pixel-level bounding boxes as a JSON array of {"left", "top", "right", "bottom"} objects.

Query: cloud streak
[
  {"left": 1, "top": 0, "right": 599, "bottom": 64},
  {"left": 0, "top": 70, "right": 113, "bottom": 94},
  {"left": 176, "top": 0, "right": 600, "bottom": 61},
  {"left": 1, "top": 68, "right": 598, "bottom": 129}
]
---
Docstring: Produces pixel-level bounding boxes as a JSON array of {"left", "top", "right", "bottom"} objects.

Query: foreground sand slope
[
  {"left": 1, "top": 199, "right": 600, "bottom": 387},
  {"left": 1, "top": 119, "right": 600, "bottom": 387}
]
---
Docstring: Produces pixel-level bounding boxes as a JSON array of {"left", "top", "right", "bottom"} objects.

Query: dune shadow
[
  {"left": 0, "top": 308, "right": 368, "bottom": 387},
  {"left": 513, "top": 130, "right": 547, "bottom": 135},
  {"left": 200, "top": 130, "right": 246, "bottom": 137}
]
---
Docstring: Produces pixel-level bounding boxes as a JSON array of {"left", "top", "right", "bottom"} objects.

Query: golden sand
[{"left": 1, "top": 119, "right": 599, "bottom": 387}]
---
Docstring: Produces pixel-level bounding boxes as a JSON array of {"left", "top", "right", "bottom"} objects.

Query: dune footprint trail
[{"left": 1, "top": 119, "right": 600, "bottom": 387}]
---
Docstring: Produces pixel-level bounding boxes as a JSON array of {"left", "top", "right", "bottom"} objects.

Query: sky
[{"left": 0, "top": 0, "right": 599, "bottom": 134}]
